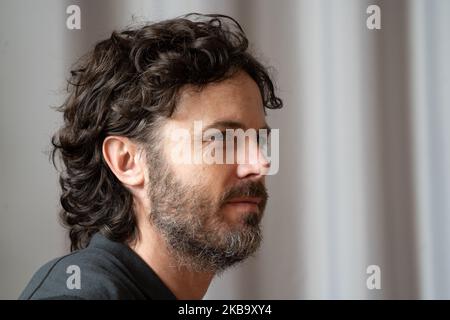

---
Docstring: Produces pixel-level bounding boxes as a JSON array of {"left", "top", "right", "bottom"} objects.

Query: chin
[{"left": 222, "top": 211, "right": 261, "bottom": 230}]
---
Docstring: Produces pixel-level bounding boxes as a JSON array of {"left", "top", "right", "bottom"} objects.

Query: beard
[{"left": 147, "top": 149, "right": 268, "bottom": 273}]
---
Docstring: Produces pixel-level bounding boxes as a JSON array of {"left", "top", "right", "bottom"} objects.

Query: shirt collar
[{"left": 89, "top": 233, "right": 177, "bottom": 300}]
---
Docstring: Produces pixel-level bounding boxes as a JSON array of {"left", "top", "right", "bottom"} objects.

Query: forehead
[{"left": 170, "top": 71, "right": 266, "bottom": 129}]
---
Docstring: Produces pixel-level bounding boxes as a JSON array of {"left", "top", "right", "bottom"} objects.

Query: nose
[{"left": 236, "top": 136, "right": 271, "bottom": 179}]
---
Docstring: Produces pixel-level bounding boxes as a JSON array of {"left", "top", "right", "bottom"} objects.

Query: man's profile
[{"left": 19, "top": 13, "right": 283, "bottom": 300}]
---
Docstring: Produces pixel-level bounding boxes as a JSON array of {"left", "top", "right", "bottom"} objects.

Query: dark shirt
[{"left": 19, "top": 233, "right": 177, "bottom": 300}]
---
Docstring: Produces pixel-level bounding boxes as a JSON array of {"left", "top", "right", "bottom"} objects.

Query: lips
[{"left": 226, "top": 197, "right": 262, "bottom": 205}]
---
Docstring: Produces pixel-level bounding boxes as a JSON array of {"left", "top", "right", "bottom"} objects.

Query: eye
[
  {"left": 213, "top": 133, "right": 225, "bottom": 141},
  {"left": 258, "top": 135, "right": 266, "bottom": 145},
  {"left": 203, "top": 132, "right": 225, "bottom": 142},
  {"left": 258, "top": 132, "right": 271, "bottom": 152}
]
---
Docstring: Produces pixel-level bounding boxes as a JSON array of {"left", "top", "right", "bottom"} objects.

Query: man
[{"left": 19, "top": 13, "right": 283, "bottom": 300}]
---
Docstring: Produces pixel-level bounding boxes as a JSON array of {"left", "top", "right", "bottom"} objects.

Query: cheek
[
  {"left": 202, "top": 162, "right": 236, "bottom": 182},
  {"left": 185, "top": 163, "right": 236, "bottom": 193}
]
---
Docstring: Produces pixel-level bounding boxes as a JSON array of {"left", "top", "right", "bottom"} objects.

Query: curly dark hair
[{"left": 52, "top": 13, "right": 283, "bottom": 251}]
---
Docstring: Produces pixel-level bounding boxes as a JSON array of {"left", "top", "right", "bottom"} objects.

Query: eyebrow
[{"left": 203, "top": 120, "right": 271, "bottom": 133}]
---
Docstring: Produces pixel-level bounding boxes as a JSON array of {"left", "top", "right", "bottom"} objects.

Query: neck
[{"left": 129, "top": 220, "right": 215, "bottom": 300}]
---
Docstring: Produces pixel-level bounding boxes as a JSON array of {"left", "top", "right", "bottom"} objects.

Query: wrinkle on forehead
[{"left": 170, "top": 70, "right": 265, "bottom": 127}]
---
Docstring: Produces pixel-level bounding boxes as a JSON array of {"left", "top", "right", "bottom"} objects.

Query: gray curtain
[{"left": 1, "top": 0, "right": 449, "bottom": 299}]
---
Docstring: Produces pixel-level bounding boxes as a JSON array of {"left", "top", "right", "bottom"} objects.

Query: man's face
[{"left": 146, "top": 71, "right": 270, "bottom": 272}]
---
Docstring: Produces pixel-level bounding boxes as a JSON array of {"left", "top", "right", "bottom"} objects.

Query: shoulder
[{"left": 19, "top": 246, "right": 135, "bottom": 300}]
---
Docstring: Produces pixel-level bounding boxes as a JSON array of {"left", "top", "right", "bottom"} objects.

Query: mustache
[{"left": 220, "top": 180, "right": 268, "bottom": 210}]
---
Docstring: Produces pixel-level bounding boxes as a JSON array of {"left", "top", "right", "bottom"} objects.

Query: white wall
[{"left": 0, "top": 0, "right": 67, "bottom": 299}]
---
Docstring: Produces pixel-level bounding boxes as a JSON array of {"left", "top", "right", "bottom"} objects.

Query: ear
[{"left": 102, "top": 136, "right": 145, "bottom": 187}]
